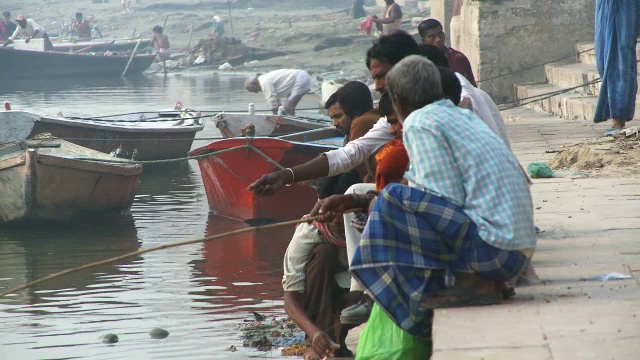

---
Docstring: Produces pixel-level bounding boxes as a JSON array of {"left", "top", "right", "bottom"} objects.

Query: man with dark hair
[
  {"left": 324, "top": 81, "right": 376, "bottom": 140},
  {"left": 418, "top": 18, "right": 476, "bottom": 86},
  {"left": 372, "top": 0, "right": 402, "bottom": 35},
  {"left": 73, "top": 12, "right": 93, "bottom": 40},
  {"left": 420, "top": 44, "right": 450, "bottom": 68},
  {"left": 3, "top": 11, "right": 17, "bottom": 38}
]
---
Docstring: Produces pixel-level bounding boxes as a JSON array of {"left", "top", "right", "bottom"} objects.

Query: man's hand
[
  {"left": 311, "top": 331, "right": 339, "bottom": 359},
  {"left": 309, "top": 194, "right": 373, "bottom": 223},
  {"left": 25, "top": 37, "right": 31, "bottom": 43},
  {"left": 247, "top": 170, "right": 290, "bottom": 196}
]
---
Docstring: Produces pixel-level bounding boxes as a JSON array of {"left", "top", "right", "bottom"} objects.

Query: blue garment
[
  {"left": 403, "top": 99, "right": 535, "bottom": 251},
  {"left": 594, "top": 0, "right": 640, "bottom": 123},
  {"left": 350, "top": 184, "right": 530, "bottom": 338}
]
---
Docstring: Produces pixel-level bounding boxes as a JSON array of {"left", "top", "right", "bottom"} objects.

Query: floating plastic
[{"left": 218, "top": 62, "right": 233, "bottom": 70}]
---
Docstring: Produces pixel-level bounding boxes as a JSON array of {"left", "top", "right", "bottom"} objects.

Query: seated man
[
  {"left": 3, "top": 16, "right": 53, "bottom": 51},
  {"left": 282, "top": 171, "right": 364, "bottom": 360},
  {"left": 245, "top": 69, "right": 312, "bottom": 116},
  {"left": 311, "top": 57, "right": 535, "bottom": 354},
  {"left": 325, "top": 81, "right": 381, "bottom": 146},
  {"left": 419, "top": 18, "right": 476, "bottom": 86}
]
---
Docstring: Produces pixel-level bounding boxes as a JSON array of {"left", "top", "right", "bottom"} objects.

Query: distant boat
[
  {"left": 0, "top": 47, "right": 156, "bottom": 79},
  {"left": 51, "top": 38, "right": 152, "bottom": 53},
  {"left": 189, "top": 128, "right": 344, "bottom": 221},
  {"left": 0, "top": 110, "right": 205, "bottom": 161},
  {"left": 0, "top": 138, "right": 142, "bottom": 224},
  {"left": 213, "top": 112, "right": 332, "bottom": 138}
]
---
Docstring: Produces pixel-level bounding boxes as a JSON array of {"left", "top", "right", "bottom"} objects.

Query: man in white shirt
[
  {"left": 2, "top": 16, "right": 52, "bottom": 51},
  {"left": 245, "top": 69, "right": 311, "bottom": 116}
]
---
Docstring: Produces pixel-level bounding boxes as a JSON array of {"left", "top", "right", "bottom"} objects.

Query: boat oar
[
  {"left": 122, "top": 37, "right": 144, "bottom": 77},
  {"left": 0, "top": 210, "right": 359, "bottom": 297}
]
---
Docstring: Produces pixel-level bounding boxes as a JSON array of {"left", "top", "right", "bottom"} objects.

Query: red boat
[{"left": 189, "top": 128, "right": 344, "bottom": 221}]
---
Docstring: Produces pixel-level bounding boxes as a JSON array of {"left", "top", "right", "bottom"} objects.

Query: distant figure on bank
[
  {"left": 419, "top": 18, "right": 476, "bottom": 87},
  {"left": 373, "top": 0, "right": 402, "bottom": 35},
  {"left": 2, "top": 16, "right": 53, "bottom": 51},
  {"left": 73, "top": 12, "right": 100, "bottom": 40},
  {"left": 351, "top": 0, "right": 366, "bottom": 19},
  {"left": 122, "top": 0, "right": 132, "bottom": 14},
  {"left": 3, "top": 11, "right": 17, "bottom": 39},
  {"left": 245, "top": 69, "right": 311, "bottom": 116},
  {"left": 594, "top": 0, "right": 639, "bottom": 132},
  {"left": 0, "top": 19, "right": 6, "bottom": 41},
  {"left": 212, "top": 16, "right": 225, "bottom": 37},
  {"left": 150, "top": 25, "right": 171, "bottom": 74}
]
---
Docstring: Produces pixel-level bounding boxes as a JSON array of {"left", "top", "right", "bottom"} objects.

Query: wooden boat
[
  {"left": 0, "top": 110, "right": 205, "bottom": 161},
  {"left": 0, "top": 47, "right": 156, "bottom": 79},
  {"left": 189, "top": 128, "right": 344, "bottom": 221},
  {"left": 213, "top": 112, "right": 332, "bottom": 138},
  {"left": 0, "top": 138, "right": 142, "bottom": 224},
  {"left": 51, "top": 38, "right": 152, "bottom": 53}
]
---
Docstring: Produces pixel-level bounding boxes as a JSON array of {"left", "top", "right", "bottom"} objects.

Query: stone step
[
  {"left": 577, "top": 42, "right": 640, "bottom": 66},
  {"left": 545, "top": 62, "right": 640, "bottom": 98},
  {"left": 513, "top": 82, "right": 598, "bottom": 121}
]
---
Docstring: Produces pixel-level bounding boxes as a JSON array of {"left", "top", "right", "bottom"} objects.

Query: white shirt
[
  {"left": 325, "top": 117, "right": 393, "bottom": 176},
  {"left": 10, "top": 19, "right": 46, "bottom": 41},
  {"left": 456, "top": 73, "right": 511, "bottom": 148},
  {"left": 258, "top": 69, "right": 303, "bottom": 110}
]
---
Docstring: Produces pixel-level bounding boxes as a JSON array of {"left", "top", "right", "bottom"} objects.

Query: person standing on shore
[
  {"left": 351, "top": 0, "right": 367, "bottom": 19},
  {"left": 122, "top": 0, "right": 132, "bottom": 14},
  {"left": 594, "top": 0, "right": 639, "bottom": 132},
  {"left": 373, "top": 0, "right": 402, "bottom": 35},
  {"left": 151, "top": 25, "right": 171, "bottom": 74},
  {"left": 450, "top": 0, "right": 464, "bottom": 50}
]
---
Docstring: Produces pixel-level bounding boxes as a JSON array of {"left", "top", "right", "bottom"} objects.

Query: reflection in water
[{"left": 0, "top": 73, "right": 320, "bottom": 359}]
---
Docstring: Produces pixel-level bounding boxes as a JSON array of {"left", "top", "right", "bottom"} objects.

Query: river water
[{"left": 0, "top": 72, "right": 325, "bottom": 359}]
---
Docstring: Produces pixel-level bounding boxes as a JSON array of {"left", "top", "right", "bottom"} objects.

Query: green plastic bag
[
  {"left": 527, "top": 162, "right": 553, "bottom": 179},
  {"left": 355, "top": 303, "right": 433, "bottom": 360}
]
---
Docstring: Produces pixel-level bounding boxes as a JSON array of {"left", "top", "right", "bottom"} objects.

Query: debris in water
[
  {"left": 226, "top": 345, "right": 238, "bottom": 352},
  {"left": 281, "top": 344, "right": 307, "bottom": 356},
  {"left": 149, "top": 327, "right": 170, "bottom": 339},
  {"left": 101, "top": 333, "right": 119, "bottom": 344},
  {"left": 252, "top": 311, "right": 266, "bottom": 321}
]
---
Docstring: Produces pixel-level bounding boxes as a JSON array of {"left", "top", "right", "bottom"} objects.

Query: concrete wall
[{"left": 458, "top": 0, "right": 595, "bottom": 103}]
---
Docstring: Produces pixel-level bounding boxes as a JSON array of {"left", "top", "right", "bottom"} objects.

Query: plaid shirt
[{"left": 403, "top": 99, "right": 535, "bottom": 251}]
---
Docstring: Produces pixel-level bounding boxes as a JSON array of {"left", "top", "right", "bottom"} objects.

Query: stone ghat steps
[
  {"left": 577, "top": 42, "right": 640, "bottom": 66},
  {"left": 512, "top": 42, "right": 640, "bottom": 122}
]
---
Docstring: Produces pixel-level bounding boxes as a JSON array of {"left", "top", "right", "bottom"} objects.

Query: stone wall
[{"left": 458, "top": 0, "right": 595, "bottom": 103}]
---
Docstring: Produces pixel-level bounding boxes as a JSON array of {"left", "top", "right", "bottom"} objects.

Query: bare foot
[{"left": 612, "top": 119, "right": 626, "bottom": 129}]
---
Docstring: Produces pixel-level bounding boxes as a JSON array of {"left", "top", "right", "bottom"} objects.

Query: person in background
[
  {"left": 122, "top": 0, "right": 132, "bottom": 14},
  {"left": 3, "top": 11, "right": 17, "bottom": 38},
  {"left": 212, "top": 16, "right": 225, "bottom": 37},
  {"left": 419, "top": 18, "right": 476, "bottom": 87},
  {"left": 351, "top": 0, "right": 366, "bottom": 19},
  {"left": 245, "top": 69, "right": 311, "bottom": 116},
  {"left": 594, "top": 0, "right": 639, "bottom": 132},
  {"left": 3, "top": 16, "right": 53, "bottom": 51},
  {"left": 73, "top": 12, "right": 96, "bottom": 40},
  {"left": 373, "top": 0, "right": 402, "bottom": 35},
  {"left": 150, "top": 25, "right": 171, "bottom": 74}
]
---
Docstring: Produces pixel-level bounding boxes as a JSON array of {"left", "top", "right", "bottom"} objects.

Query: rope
[
  {"left": 477, "top": 47, "right": 595, "bottom": 84},
  {"left": 76, "top": 107, "right": 325, "bottom": 120},
  {"left": 0, "top": 210, "right": 359, "bottom": 297}
]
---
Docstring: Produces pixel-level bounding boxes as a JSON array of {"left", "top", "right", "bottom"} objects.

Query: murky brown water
[{"left": 0, "top": 72, "right": 323, "bottom": 359}]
